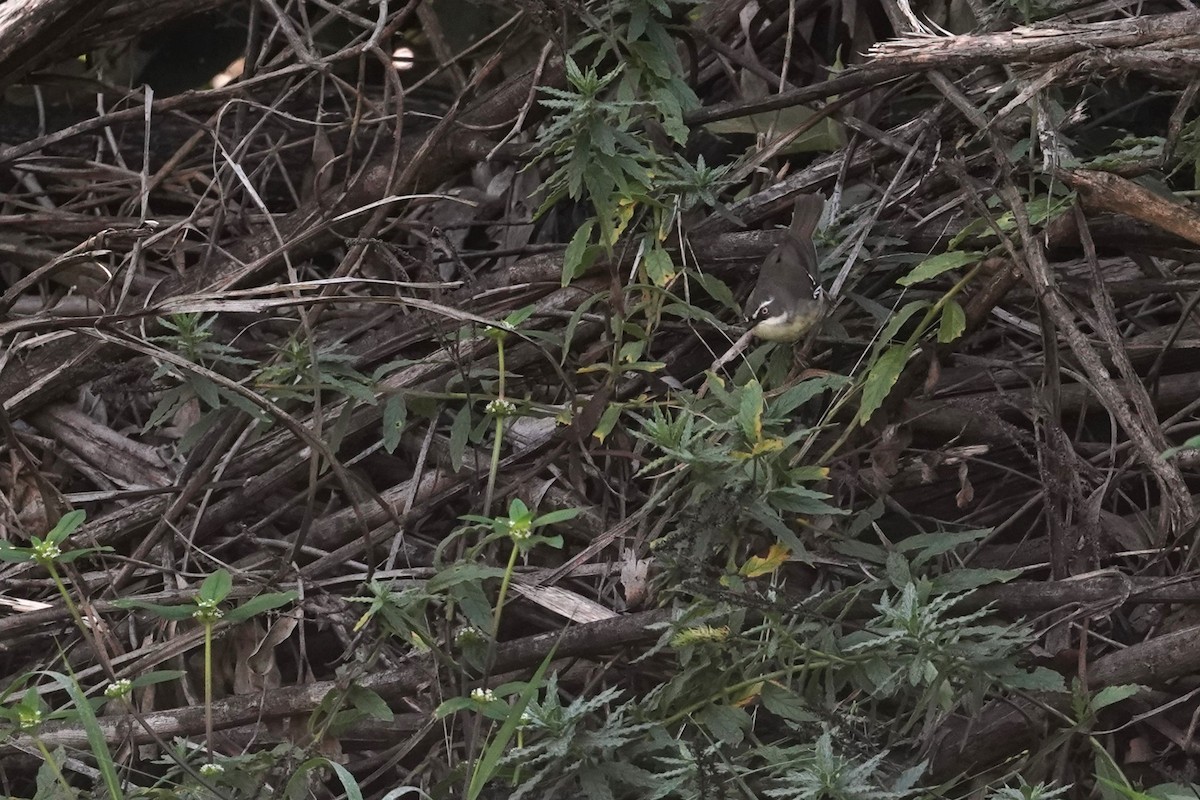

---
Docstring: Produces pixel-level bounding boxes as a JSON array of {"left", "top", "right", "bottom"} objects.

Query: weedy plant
[{"left": 114, "top": 569, "right": 296, "bottom": 764}]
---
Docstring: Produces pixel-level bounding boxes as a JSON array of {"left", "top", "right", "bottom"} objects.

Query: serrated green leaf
[
  {"left": 467, "top": 650, "right": 556, "bottom": 799},
  {"left": 643, "top": 245, "right": 674, "bottom": 287},
  {"left": 885, "top": 551, "right": 911, "bottom": 589},
  {"left": 930, "top": 567, "right": 1020, "bottom": 593},
  {"left": 737, "top": 379, "right": 764, "bottom": 442},
  {"left": 857, "top": 344, "right": 911, "bottom": 425},
  {"left": 939, "top": 300, "right": 967, "bottom": 343},
  {"left": 1092, "top": 683, "right": 1141, "bottom": 711},
  {"left": 691, "top": 271, "right": 738, "bottom": 312},
  {"left": 877, "top": 300, "right": 930, "bottom": 345},
  {"left": 426, "top": 562, "right": 507, "bottom": 593},
  {"left": 347, "top": 685, "right": 394, "bottom": 721},
  {"left": 563, "top": 220, "right": 596, "bottom": 285},
  {"left": 696, "top": 703, "right": 748, "bottom": 744},
  {"left": 1003, "top": 666, "right": 1067, "bottom": 692},
  {"left": 192, "top": 375, "right": 221, "bottom": 409},
  {"left": 760, "top": 682, "right": 815, "bottom": 722},
  {"left": 767, "top": 486, "right": 843, "bottom": 515}
]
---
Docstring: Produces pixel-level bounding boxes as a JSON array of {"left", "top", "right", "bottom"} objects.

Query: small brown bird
[{"left": 744, "top": 195, "right": 826, "bottom": 342}]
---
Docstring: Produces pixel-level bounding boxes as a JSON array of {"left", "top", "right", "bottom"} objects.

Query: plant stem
[
  {"left": 44, "top": 563, "right": 88, "bottom": 639},
  {"left": 203, "top": 622, "right": 214, "bottom": 763},
  {"left": 483, "top": 336, "right": 508, "bottom": 515},
  {"left": 492, "top": 540, "right": 521, "bottom": 638},
  {"left": 34, "top": 738, "right": 72, "bottom": 793}
]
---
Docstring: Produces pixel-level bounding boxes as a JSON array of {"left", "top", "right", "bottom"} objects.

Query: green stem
[
  {"left": 482, "top": 336, "right": 508, "bottom": 516},
  {"left": 43, "top": 562, "right": 88, "bottom": 638},
  {"left": 204, "top": 622, "right": 214, "bottom": 763},
  {"left": 33, "top": 737, "right": 72, "bottom": 793},
  {"left": 492, "top": 541, "right": 521, "bottom": 639}
]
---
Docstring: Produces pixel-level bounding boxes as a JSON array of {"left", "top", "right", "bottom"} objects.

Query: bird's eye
[{"left": 754, "top": 301, "right": 772, "bottom": 319}]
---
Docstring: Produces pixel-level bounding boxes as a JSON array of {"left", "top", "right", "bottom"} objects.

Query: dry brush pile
[{"left": 1, "top": 0, "right": 1200, "bottom": 797}]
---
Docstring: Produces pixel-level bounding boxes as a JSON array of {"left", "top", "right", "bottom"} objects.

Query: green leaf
[
  {"left": 930, "top": 567, "right": 1019, "bottom": 593},
  {"left": 760, "top": 682, "right": 815, "bottom": 722},
  {"left": 0, "top": 544, "right": 32, "bottom": 563},
  {"left": 508, "top": 497, "right": 530, "bottom": 520},
  {"left": 1145, "top": 785, "right": 1200, "bottom": 800},
  {"left": 696, "top": 703, "right": 748, "bottom": 744},
  {"left": 40, "top": 671, "right": 122, "bottom": 799},
  {"left": 897, "top": 251, "right": 983, "bottom": 286},
  {"left": 224, "top": 591, "right": 298, "bottom": 623},
  {"left": 1004, "top": 667, "right": 1068, "bottom": 692},
  {"left": 112, "top": 599, "right": 198, "bottom": 620},
  {"left": 737, "top": 379, "right": 764, "bottom": 443},
  {"left": 286, "top": 758, "right": 365, "bottom": 800},
  {"left": 691, "top": 271, "right": 738, "bottom": 312},
  {"left": 192, "top": 375, "right": 221, "bottom": 409},
  {"left": 898, "top": 529, "right": 991, "bottom": 564},
  {"left": 885, "top": 551, "right": 911, "bottom": 589},
  {"left": 383, "top": 393, "right": 407, "bottom": 454},
  {"left": 772, "top": 374, "right": 846, "bottom": 416},
  {"left": 857, "top": 345, "right": 911, "bottom": 425},
  {"left": 434, "top": 696, "right": 475, "bottom": 718},
  {"left": 877, "top": 300, "right": 930, "bottom": 345},
  {"left": 767, "top": 486, "right": 843, "bottom": 515},
  {"left": 594, "top": 403, "right": 622, "bottom": 443},
  {"left": 533, "top": 508, "right": 581, "bottom": 527},
  {"left": 449, "top": 403, "right": 472, "bottom": 472},
  {"left": 199, "top": 569, "right": 233, "bottom": 604},
  {"left": 130, "top": 670, "right": 186, "bottom": 688},
  {"left": 938, "top": 300, "right": 967, "bottom": 343},
  {"left": 427, "top": 562, "right": 507, "bottom": 593},
  {"left": 467, "top": 653, "right": 556, "bottom": 799},
  {"left": 56, "top": 546, "right": 112, "bottom": 563},
  {"left": 1163, "top": 433, "right": 1200, "bottom": 459},
  {"left": 643, "top": 245, "right": 675, "bottom": 287},
  {"left": 563, "top": 220, "right": 597, "bottom": 285},
  {"left": 1092, "top": 683, "right": 1141, "bottom": 711},
  {"left": 451, "top": 579, "right": 494, "bottom": 632},
  {"left": 347, "top": 685, "right": 394, "bottom": 721},
  {"left": 46, "top": 510, "right": 86, "bottom": 544}
]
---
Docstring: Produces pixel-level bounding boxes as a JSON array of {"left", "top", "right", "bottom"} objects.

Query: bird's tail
[{"left": 788, "top": 194, "right": 825, "bottom": 241}]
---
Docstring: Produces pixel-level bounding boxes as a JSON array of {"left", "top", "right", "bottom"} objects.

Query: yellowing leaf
[
  {"left": 732, "top": 437, "right": 785, "bottom": 460},
  {"left": 644, "top": 246, "right": 675, "bottom": 287},
  {"left": 731, "top": 681, "right": 764, "bottom": 707},
  {"left": 609, "top": 199, "right": 636, "bottom": 244},
  {"left": 593, "top": 403, "right": 622, "bottom": 443},
  {"left": 741, "top": 544, "right": 791, "bottom": 578}
]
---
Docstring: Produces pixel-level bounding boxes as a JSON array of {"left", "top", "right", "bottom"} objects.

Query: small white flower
[{"left": 486, "top": 399, "right": 517, "bottom": 417}]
